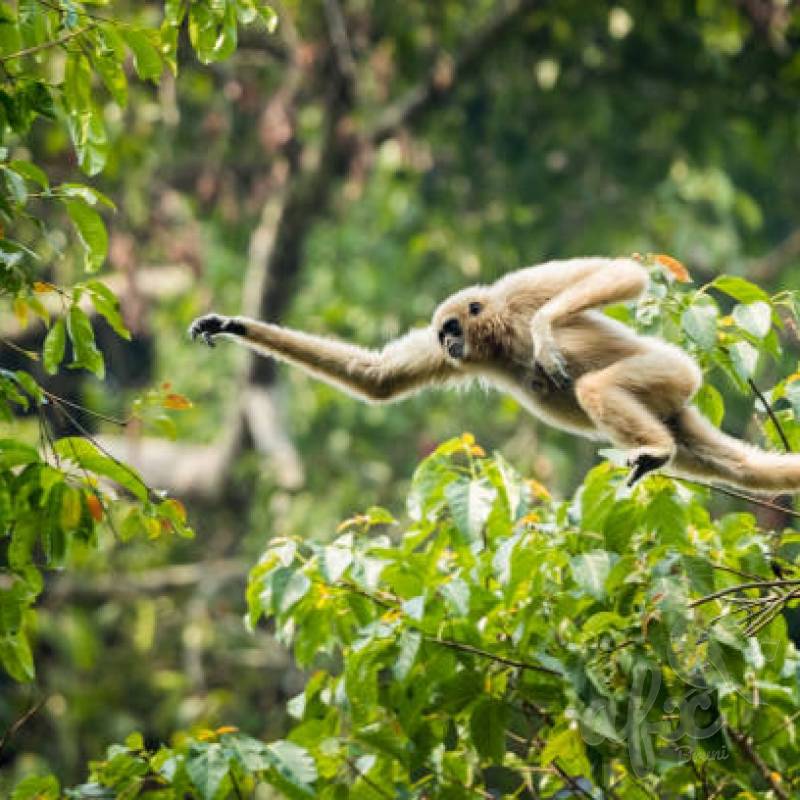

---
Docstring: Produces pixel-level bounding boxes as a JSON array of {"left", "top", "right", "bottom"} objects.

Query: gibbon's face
[{"left": 432, "top": 288, "right": 494, "bottom": 364}]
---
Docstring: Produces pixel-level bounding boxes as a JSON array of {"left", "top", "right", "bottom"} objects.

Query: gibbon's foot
[
  {"left": 189, "top": 314, "right": 246, "bottom": 347},
  {"left": 626, "top": 450, "right": 671, "bottom": 486}
]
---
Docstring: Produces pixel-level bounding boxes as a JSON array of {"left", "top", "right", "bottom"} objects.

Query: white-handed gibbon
[{"left": 190, "top": 256, "right": 800, "bottom": 492}]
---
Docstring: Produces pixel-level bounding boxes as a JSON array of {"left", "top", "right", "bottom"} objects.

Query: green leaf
[
  {"left": 682, "top": 555, "right": 714, "bottom": 595},
  {"left": 186, "top": 743, "right": 230, "bottom": 800},
  {"left": 265, "top": 740, "right": 318, "bottom": 786},
  {"left": 570, "top": 550, "right": 614, "bottom": 601},
  {"left": 188, "top": 3, "right": 223, "bottom": 63},
  {"left": 66, "top": 306, "right": 104, "bottom": 378},
  {"left": 646, "top": 489, "right": 688, "bottom": 545},
  {"left": 440, "top": 577, "right": 470, "bottom": 616},
  {"left": 681, "top": 301, "right": 718, "bottom": 350},
  {"left": 540, "top": 727, "right": 588, "bottom": 771},
  {"left": 2, "top": 164, "right": 27, "bottom": 206},
  {"left": 694, "top": 383, "right": 724, "bottom": 426},
  {"left": 57, "top": 183, "right": 115, "bottom": 209},
  {"left": 272, "top": 569, "right": 311, "bottom": 613},
  {"left": 393, "top": 629, "right": 421, "bottom": 680},
  {"left": 42, "top": 318, "right": 66, "bottom": 375},
  {"left": 729, "top": 341, "right": 759, "bottom": 382},
  {"left": 66, "top": 107, "right": 109, "bottom": 175},
  {"left": 469, "top": 698, "right": 508, "bottom": 763},
  {"left": 9, "top": 159, "right": 48, "bottom": 188},
  {"left": 712, "top": 275, "right": 770, "bottom": 304},
  {"left": 0, "top": 631, "right": 35, "bottom": 681},
  {"left": 122, "top": 29, "right": 163, "bottom": 81},
  {"left": 732, "top": 302, "right": 771, "bottom": 339},
  {"left": 445, "top": 477, "right": 496, "bottom": 546},
  {"left": 319, "top": 545, "right": 352, "bottom": 583},
  {"left": 53, "top": 437, "right": 148, "bottom": 501},
  {"left": 64, "top": 199, "right": 108, "bottom": 272},
  {"left": 95, "top": 53, "right": 128, "bottom": 106},
  {"left": 0, "top": 438, "right": 38, "bottom": 468},
  {"left": 85, "top": 281, "right": 130, "bottom": 339},
  {"left": 11, "top": 774, "right": 60, "bottom": 800}
]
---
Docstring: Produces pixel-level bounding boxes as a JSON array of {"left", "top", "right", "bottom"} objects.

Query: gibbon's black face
[
  {"left": 438, "top": 316, "right": 465, "bottom": 359},
  {"left": 435, "top": 296, "right": 485, "bottom": 361}
]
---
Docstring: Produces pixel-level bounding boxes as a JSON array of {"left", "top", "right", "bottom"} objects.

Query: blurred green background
[{"left": 2, "top": 0, "right": 800, "bottom": 787}]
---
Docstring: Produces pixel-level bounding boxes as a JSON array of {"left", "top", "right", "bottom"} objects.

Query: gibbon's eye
[{"left": 468, "top": 301, "right": 483, "bottom": 316}]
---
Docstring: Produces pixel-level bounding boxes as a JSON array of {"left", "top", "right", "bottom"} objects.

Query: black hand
[{"left": 189, "top": 315, "right": 246, "bottom": 347}]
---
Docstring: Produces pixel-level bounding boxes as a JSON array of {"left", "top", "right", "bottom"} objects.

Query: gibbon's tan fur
[{"left": 190, "top": 256, "right": 800, "bottom": 492}]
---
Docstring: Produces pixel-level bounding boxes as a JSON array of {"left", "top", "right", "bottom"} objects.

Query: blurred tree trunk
[
  {"left": 229, "top": 0, "right": 538, "bottom": 493},
  {"left": 106, "top": 0, "right": 537, "bottom": 500}
]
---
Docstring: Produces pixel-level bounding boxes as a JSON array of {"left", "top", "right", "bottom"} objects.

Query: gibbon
[{"left": 190, "top": 256, "right": 800, "bottom": 493}]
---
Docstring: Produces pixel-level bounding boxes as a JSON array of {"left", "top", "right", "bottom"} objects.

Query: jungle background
[{"left": 3, "top": 0, "right": 800, "bottom": 797}]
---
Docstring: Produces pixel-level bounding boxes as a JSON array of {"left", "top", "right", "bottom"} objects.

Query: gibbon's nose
[{"left": 441, "top": 317, "right": 462, "bottom": 337}]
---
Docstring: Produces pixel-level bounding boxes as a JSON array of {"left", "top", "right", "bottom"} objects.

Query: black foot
[
  {"left": 626, "top": 452, "right": 670, "bottom": 486},
  {"left": 189, "top": 314, "right": 246, "bottom": 347}
]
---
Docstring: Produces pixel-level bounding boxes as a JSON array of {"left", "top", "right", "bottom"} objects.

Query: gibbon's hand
[
  {"left": 531, "top": 314, "right": 571, "bottom": 389},
  {"left": 189, "top": 314, "right": 246, "bottom": 347}
]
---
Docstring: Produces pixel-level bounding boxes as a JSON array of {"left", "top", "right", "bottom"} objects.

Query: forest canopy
[{"left": 2, "top": 1, "right": 800, "bottom": 798}]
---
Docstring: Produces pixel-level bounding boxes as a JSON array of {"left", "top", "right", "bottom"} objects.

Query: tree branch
[
  {"left": 665, "top": 473, "right": 800, "bottom": 521},
  {"left": 725, "top": 724, "right": 790, "bottom": 799},
  {"left": 0, "top": 696, "right": 47, "bottom": 758},
  {"left": 369, "top": 0, "right": 537, "bottom": 145},
  {"left": 748, "top": 377, "right": 791, "bottom": 452}
]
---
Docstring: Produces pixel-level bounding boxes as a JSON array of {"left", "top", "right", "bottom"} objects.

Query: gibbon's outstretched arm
[{"left": 188, "top": 314, "right": 458, "bottom": 402}]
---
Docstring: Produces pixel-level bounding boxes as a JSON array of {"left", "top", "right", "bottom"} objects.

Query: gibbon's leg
[
  {"left": 189, "top": 314, "right": 457, "bottom": 403},
  {"left": 530, "top": 258, "right": 648, "bottom": 387},
  {"left": 575, "top": 348, "right": 701, "bottom": 484}
]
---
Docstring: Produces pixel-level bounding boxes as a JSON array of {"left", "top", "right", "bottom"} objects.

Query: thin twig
[
  {"left": 748, "top": 377, "right": 792, "bottom": 453},
  {"left": 336, "top": 579, "right": 559, "bottom": 675},
  {"left": 0, "top": 696, "right": 47, "bottom": 757},
  {"left": 551, "top": 760, "right": 595, "bottom": 800},
  {"left": 429, "top": 634, "right": 559, "bottom": 675},
  {"left": 43, "top": 389, "right": 129, "bottom": 427},
  {"left": 744, "top": 588, "right": 800, "bottom": 637},
  {"left": 755, "top": 708, "right": 800, "bottom": 746},
  {"left": 666, "top": 474, "right": 800, "bottom": 521},
  {"left": 689, "top": 580, "right": 800, "bottom": 608},
  {"left": 49, "top": 400, "right": 158, "bottom": 502},
  {"left": 345, "top": 756, "right": 393, "bottom": 799},
  {"left": 0, "top": 26, "right": 94, "bottom": 63},
  {"left": 710, "top": 563, "right": 766, "bottom": 582},
  {"left": 725, "top": 724, "right": 789, "bottom": 799}
]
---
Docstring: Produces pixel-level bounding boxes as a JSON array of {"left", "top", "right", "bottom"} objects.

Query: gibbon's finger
[{"left": 538, "top": 353, "right": 572, "bottom": 390}]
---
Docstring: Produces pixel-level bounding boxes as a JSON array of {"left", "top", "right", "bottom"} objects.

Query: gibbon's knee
[{"left": 575, "top": 373, "right": 675, "bottom": 452}]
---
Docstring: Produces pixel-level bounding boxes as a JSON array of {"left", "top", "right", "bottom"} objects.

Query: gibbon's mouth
[{"left": 447, "top": 341, "right": 465, "bottom": 359}]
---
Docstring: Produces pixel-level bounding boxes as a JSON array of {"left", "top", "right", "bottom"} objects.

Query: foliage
[
  {"left": 0, "top": 0, "right": 274, "bottom": 684},
  {"left": 36, "top": 436, "right": 800, "bottom": 798},
  {"left": 3, "top": 0, "right": 800, "bottom": 795}
]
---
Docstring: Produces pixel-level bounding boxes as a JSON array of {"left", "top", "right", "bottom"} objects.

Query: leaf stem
[{"left": 0, "top": 26, "right": 94, "bottom": 63}]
